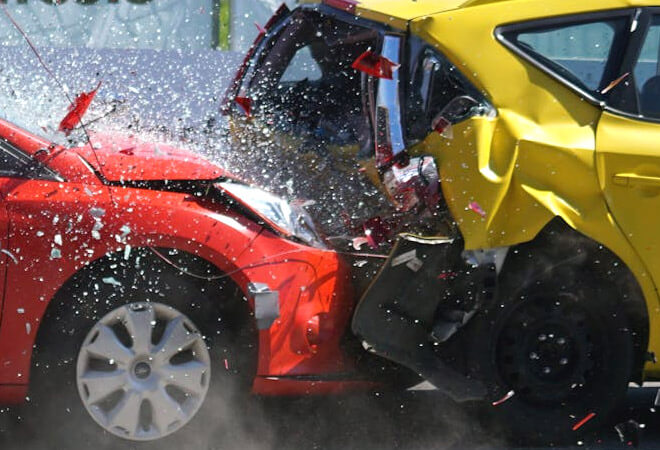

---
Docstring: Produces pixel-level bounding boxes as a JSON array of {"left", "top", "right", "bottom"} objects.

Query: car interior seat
[{"left": 640, "top": 75, "right": 660, "bottom": 118}]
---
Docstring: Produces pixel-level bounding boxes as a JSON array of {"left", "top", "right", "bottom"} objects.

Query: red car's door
[
  {"left": 0, "top": 137, "right": 112, "bottom": 384},
  {"left": 0, "top": 140, "right": 31, "bottom": 315}
]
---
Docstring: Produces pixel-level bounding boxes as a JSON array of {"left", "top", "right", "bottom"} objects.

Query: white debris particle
[
  {"left": 50, "top": 248, "right": 62, "bottom": 259},
  {"left": 25, "top": 322, "right": 31, "bottom": 335},
  {"left": 89, "top": 207, "right": 106, "bottom": 218},
  {"left": 124, "top": 245, "right": 132, "bottom": 260},
  {"left": 102, "top": 277, "right": 122, "bottom": 287},
  {"left": 120, "top": 224, "right": 131, "bottom": 236},
  {"left": 54, "top": 234, "right": 62, "bottom": 246},
  {"left": 16, "top": 308, "right": 24, "bottom": 314},
  {"left": 36, "top": 231, "right": 44, "bottom": 237},
  {"left": 52, "top": 215, "right": 59, "bottom": 225}
]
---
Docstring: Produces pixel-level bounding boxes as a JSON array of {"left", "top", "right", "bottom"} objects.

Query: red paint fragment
[
  {"left": 572, "top": 412, "right": 597, "bottom": 431},
  {"left": 323, "top": 0, "right": 359, "bottom": 13},
  {"left": 468, "top": 201, "right": 487, "bottom": 218},
  {"left": 491, "top": 390, "right": 515, "bottom": 406},
  {"left": 255, "top": 22, "right": 267, "bottom": 35},
  {"left": 352, "top": 50, "right": 400, "bottom": 80},
  {"left": 437, "top": 272, "right": 459, "bottom": 280},
  {"left": 234, "top": 96, "right": 252, "bottom": 117},
  {"left": 58, "top": 81, "right": 101, "bottom": 135}
]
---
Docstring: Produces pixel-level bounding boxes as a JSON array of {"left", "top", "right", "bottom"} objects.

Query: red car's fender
[{"left": 0, "top": 182, "right": 358, "bottom": 401}]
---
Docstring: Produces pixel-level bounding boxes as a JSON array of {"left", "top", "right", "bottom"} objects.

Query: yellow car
[{"left": 224, "top": 0, "right": 660, "bottom": 442}]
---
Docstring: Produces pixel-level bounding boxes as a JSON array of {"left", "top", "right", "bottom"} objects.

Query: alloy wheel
[{"left": 75, "top": 302, "right": 211, "bottom": 440}]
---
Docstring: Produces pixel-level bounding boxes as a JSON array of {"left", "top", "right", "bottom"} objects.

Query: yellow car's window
[
  {"left": 500, "top": 14, "right": 630, "bottom": 99},
  {"left": 634, "top": 15, "right": 660, "bottom": 118},
  {"left": 518, "top": 22, "right": 615, "bottom": 91}
]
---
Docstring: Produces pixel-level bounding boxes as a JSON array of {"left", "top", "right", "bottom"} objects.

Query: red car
[{"left": 0, "top": 117, "right": 379, "bottom": 441}]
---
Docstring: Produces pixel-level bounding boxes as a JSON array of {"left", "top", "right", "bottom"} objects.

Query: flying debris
[{"left": 58, "top": 81, "right": 102, "bottom": 135}]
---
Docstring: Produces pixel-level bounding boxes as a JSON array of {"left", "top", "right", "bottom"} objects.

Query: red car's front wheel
[
  {"left": 75, "top": 301, "right": 212, "bottom": 440},
  {"left": 28, "top": 248, "right": 257, "bottom": 444}
]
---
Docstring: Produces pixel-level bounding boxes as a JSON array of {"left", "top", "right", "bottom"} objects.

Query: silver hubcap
[{"left": 76, "top": 302, "right": 211, "bottom": 441}]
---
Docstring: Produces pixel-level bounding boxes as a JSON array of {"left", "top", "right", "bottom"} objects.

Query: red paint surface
[{"left": 75, "top": 133, "right": 226, "bottom": 181}]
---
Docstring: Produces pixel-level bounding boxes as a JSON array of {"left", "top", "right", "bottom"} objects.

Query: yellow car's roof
[
  {"left": 301, "top": 0, "right": 660, "bottom": 29},
  {"left": 355, "top": 0, "right": 467, "bottom": 19},
  {"left": 355, "top": 0, "right": 658, "bottom": 19}
]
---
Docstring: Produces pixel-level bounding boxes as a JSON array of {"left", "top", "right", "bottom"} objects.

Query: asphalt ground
[{"left": 1, "top": 383, "right": 660, "bottom": 450}]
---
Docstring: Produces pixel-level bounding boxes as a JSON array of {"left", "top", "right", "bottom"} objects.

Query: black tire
[
  {"left": 467, "top": 252, "right": 633, "bottom": 445},
  {"left": 26, "top": 248, "right": 257, "bottom": 447}
]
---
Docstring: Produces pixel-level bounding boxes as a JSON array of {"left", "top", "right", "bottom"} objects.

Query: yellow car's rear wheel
[{"left": 468, "top": 261, "right": 633, "bottom": 445}]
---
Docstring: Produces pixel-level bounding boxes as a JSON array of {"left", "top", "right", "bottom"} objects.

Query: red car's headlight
[{"left": 216, "top": 181, "right": 324, "bottom": 248}]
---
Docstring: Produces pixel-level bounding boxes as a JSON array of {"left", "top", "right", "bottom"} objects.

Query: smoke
[{"left": 0, "top": 388, "right": 506, "bottom": 450}]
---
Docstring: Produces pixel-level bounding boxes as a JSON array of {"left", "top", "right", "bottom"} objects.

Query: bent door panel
[
  {"left": 596, "top": 111, "right": 660, "bottom": 288},
  {"left": 596, "top": 11, "right": 660, "bottom": 291}
]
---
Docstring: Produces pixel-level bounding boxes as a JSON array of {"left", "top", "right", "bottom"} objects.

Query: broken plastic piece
[
  {"left": 491, "top": 390, "right": 515, "bottom": 406},
  {"left": 601, "top": 72, "right": 630, "bottom": 95},
  {"left": 572, "top": 412, "right": 596, "bottom": 431},
  {"left": 248, "top": 283, "right": 280, "bottom": 329},
  {"left": 391, "top": 249, "right": 417, "bottom": 267},
  {"left": 352, "top": 236, "right": 370, "bottom": 251},
  {"left": 432, "top": 116, "right": 452, "bottom": 137},
  {"left": 615, "top": 419, "right": 641, "bottom": 447},
  {"left": 362, "top": 216, "right": 391, "bottom": 248},
  {"left": 352, "top": 50, "right": 400, "bottom": 80},
  {"left": 406, "top": 257, "right": 423, "bottom": 272},
  {"left": 234, "top": 96, "right": 252, "bottom": 117},
  {"left": 59, "top": 81, "right": 102, "bottom": 135},
  {"left": 382, "top": 156, "right": 440, "bottom": 213},
  {"left": 468, "top": 201, "right": 487, "bottom": 218}
]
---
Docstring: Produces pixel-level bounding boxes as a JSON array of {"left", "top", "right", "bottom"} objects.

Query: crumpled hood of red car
[{"left": 74, "top": 134, "right": 225, "bottom": 182}]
